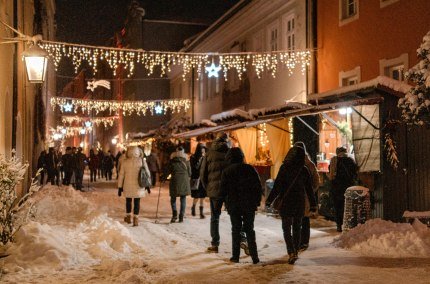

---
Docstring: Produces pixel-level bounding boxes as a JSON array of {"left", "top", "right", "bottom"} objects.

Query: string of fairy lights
[
  {"left": 40, "top": 40, "right": 312, "bottom": 80},
  {"left": 51, "top": 97, "right": 191, "bottom": 116},
  {"left": 61, "top": 115, "right": 119, "bottom": 128}
]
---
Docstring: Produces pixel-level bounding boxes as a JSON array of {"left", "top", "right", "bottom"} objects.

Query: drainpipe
[{"left": 12, "top": 0, "right": 18, "bottom": 150}]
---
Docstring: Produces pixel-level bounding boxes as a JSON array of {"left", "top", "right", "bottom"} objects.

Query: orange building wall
[{"left": 317, "top": 0, "right": 430, "bottom": 92}]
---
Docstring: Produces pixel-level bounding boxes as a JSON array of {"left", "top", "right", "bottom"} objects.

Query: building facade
[
  {"left": 314, "top": 0, "right": 430, "bottom": 221},
  {"left": 172, "top": 0, "right": 314, "bottom": 123},
  {"left": 0, "top": 0, "right": 56, "bottom": 191}
]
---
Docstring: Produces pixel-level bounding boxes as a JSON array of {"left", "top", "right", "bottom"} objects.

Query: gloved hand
[
  {"left": 310, "top": 206, "right": 317, "bottom": 213},
  {"left": 118, "top": 187, "right": 123, "bottom": 197}
]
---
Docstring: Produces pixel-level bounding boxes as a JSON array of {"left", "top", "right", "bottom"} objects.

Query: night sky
[{"left": 56, "top": 0, "right": 240, "bottom": 46}]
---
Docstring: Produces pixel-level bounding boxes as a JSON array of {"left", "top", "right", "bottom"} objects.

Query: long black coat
[
  {"left": 331, "top": 155, "right": 358, "bottom": 200},
  {"left": 267, "top": 146, "right": 317, "bottom": 217},
  {"left": 200, "top": 139, "right": 229, "bottom": 199},
  {"left": 220, "top": 149, "right": 262, "bottom": 214}
]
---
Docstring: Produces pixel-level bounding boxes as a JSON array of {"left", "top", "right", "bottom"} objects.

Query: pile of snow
[
  {"left": 334, "top": 218, "right": 430, "bottom": 258},
  {"left": 3, "top": 185, "right": 144, "bottom": 274}
]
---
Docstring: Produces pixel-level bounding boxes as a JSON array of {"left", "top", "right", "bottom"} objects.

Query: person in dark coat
[
  {"left": 45, "top": 147, "right": 59, "bottom": 186},
  {"left": 97, "top": 149, "right": 105, "bottom": 179},
  {"left": 88, "top": 149, "right": 99, "bottom": 182},
  {"left": 167, "top": 146, "right": 191, "bottom": 223},
  {"left": 294, "top": 141, "right": 320, "bottom": 252},
  {"left": 62, "top": 147, "right": 74, "bottom": 186},
  {"left": 146, "top": 150, "right": 160, "bottom": 187},
  {"left": 74, "top": 147, "right": 87, "bottom": 191},
  {"left": 266, "top": 146, "right": 317, "bottom": 264},
  {"left": 200, "top": 132, "right": 230, "bottom": 253},
  {"left": 36, "top": 150, "right": 47, "bottom": 185},
  {"left": 221, "top": 147, "right": 262, "bottom": 264},
  {"left": 190, "top": 143, "right": 207, "bottom": 219},
  {"left": 104, "top": 151, "right": 114, "bottom": 180},
  {"left": 329, "top": 146, "right": 358, "bottom": 232}
]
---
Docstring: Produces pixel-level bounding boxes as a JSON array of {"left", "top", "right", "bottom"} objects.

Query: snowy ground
[{"left": 1, "top": 177, "right": 430, "bottom": 283}]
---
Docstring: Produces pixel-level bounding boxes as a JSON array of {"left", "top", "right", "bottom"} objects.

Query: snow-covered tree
[
  {"left": 398, "top": 31, "right": 430, "bottom": 125},
  {"left": 0, "top": 153, "right": 40, "bottom": 246}
]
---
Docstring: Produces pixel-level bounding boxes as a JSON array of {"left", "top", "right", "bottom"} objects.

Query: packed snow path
[{"left": 2, "top": 178, "right": 430, "bottom": 283}]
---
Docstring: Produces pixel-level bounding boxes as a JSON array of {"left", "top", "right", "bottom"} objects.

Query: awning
[{"left": 172, "top": 124, "right": 233, "bottom": 139}]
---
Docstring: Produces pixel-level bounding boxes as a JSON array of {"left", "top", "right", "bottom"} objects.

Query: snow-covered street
[{"left": 2, "top": 178, "right": 430, "bottom": 283}]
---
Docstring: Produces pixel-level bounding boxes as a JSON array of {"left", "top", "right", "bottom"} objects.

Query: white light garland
[
  {"left": 40, "top": 40, "right": 311, "bottom": 80},
  {"left": 52, "top": 97, "right": 190, "bottom": 116},
  {"left": 61, "top": 115, "right": 119, "bottom": 128}
]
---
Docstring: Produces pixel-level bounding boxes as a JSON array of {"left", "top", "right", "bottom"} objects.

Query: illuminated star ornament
[
  {"left": 205, "top": 62, "right": 221, "bottom": 78},
  {"left": 63, "top": 103, "right": 73, "bottom": 112},
  {"left": 87, "top": 79, "right": 111, "bottom": 92},
  {"left": 154, "top": 105, "right": 163, "bottom": 115}
]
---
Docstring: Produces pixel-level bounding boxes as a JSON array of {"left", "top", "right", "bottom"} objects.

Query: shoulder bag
[
  {"left": 138, "top": 158, "right": 152, "bottom": 188},
  {"left": 271, "top": 168, "right": 303, "bottom": 211}
]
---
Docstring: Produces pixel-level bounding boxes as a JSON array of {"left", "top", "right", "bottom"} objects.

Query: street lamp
[
  {"left": 111, "top": 138, "right": 118, "bottom": 145},
  {"left": 22, "top": 44, "right": 49, "bottom": 83}
]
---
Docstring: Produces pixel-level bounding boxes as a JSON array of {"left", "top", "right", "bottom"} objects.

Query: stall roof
[{"left": 172, "top": 124, "right": 233, "bottom": 139}]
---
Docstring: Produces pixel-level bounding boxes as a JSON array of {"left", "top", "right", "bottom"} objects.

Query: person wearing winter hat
[
  {"left": 293, "top": 141, "right": 319, "bottom": 252},
  {"left": 167, "top": 146, "right": 191, "bottom": 223},
  {"left": 329, "top": 146, "right": 357, "bottom": 232},
  {"left": 221, "top": 147, "right": 262, "bottom": 264},
  {"left": 118, "top": 146, "right": 151, "bottom": 226}
]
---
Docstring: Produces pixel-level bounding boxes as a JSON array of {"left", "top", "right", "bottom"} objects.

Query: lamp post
[{"left": 22, "top": 43, "right": 48, "bottom": 83}]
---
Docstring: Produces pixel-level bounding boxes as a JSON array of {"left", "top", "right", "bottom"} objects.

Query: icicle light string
[
  {"left": 39, "top": 39, "right": 312, "bottom": 80},
  {"left": 51, "top": 97, "right": 190, "bottom": 116},
  {"left": 61, "top": 115, "right": 119, "bottom": 128}
]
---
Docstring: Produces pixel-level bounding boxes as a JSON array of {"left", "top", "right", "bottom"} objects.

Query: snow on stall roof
[
  {"left": 127, "top": 129, "right": 156, "bottom": 140},
  {"left": 200, "top": 119, "right": 217, "bottom": 126},
  {"left": 403, "top": 211, "right": 430, "bottom": 218},
  {"left": 334, "top": 218, "right": 430, "bottom": 258},
  {"left": 248, "top": 102, "right": 309, "bottom": 117},
  {"left": 210, "top": 108, "right": 254, "bottom": 122},
  {"left": 310, "top": 76, "right": 412, "bottom": 99}
]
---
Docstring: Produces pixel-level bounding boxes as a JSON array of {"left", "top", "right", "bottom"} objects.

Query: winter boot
[
  {"left": 124, "top": 214, "right": 132, "bottom": 224},
  {"left": 288, "top": 252, "right": 298, "bottom": 264},
  {"left": 199, "top": 206, "right": 205, "bottom": 219},
  {"left": 240, "top": 241, "right": 250, "bottom": 256},
  {"left": 207, "top": 246, "right": 219, "bottom": 253},
  {"left": 178, "top": 214, "right": 184, "bottom": 223},
  {"left": 133, "top": 216, "right": 139, "bottom": 227},
  {"left": 191, "top": 205, "right": 196, "bottom": 216},
  {"left": 170, "top": 210, "right": 178, "bottom": 223}
]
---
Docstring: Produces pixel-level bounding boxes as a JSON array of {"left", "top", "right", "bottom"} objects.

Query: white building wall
[{"left": 171, "top": 0, "right": 309, "bottom": 123}]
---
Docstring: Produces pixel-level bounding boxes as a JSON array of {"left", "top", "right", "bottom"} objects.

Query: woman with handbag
[
  {"left": 168, "top": 146, "right": 191, "bottom": 223},
  {"left": 118, "top": 146, "right": 150, "bottom": 226},
  {"left": 266, "top": 146, "right": 317, "bottom": 264},
  {"left": 190, "top": 143, "right": 207, "bottom": 219}
]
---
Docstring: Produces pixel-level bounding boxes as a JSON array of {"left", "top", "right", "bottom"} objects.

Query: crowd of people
[
  {"left": 36, "top": 146, "right": 124, "bottom": 190},
  {"left": 38, "top": 131, "right": 357, "bottom": 265}
]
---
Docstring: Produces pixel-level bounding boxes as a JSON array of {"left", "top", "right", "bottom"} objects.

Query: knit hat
[
  {"left": 216, "top": 131, "right": 228, "bottom": 142},
  {"left": 336, "top": 146, "right": 347, "bottom": 155}
]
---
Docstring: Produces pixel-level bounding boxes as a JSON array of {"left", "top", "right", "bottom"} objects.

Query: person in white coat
[{"left": 118, "top": 146, "right": 151, "bottom": 226}]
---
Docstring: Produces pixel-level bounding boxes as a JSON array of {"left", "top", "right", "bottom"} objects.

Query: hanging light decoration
[
  {"left": 22, "top": 43, "right": 49, "bottom": 83},
  {"left": 40, "top": 40, "right": 311, "bottom": 81},
  {"left": 61, "top": 115, "right": 119, "bottom": 128},
  {"left": 51, "top": 97, "right": 191, "bottom": 116}
]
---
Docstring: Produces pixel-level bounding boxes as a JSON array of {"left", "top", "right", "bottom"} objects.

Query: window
[
  {"left": 380, "top": 0, "right": 399, "bottom": 8},
  {"left": 342, "top": 76, "right": 358, "bottom": 86},
  {"left": 283, "top": 14, "right": 296, "bottom": 51},
  {"left": 267, "top": 21, "right": 279, "bottom": 52},
  {"left": 339, "top": 66, "right": 361, "bottom": 87},
  {"left": 339, "top": 0, "right": 359, "bottom": 25},
  {"left": 379, "top": 53, "right": 408, "bottom": 82}
]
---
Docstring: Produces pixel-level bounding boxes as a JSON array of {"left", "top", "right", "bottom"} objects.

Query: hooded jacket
[
  {"left": 220, "top": 147, "right": 262, "bottom": 214},
  {"left": 267, "top": 146, "right": 317, "bottom": 217},
  {"left": 168, "top": 150, "right": 191, "bottom": 197},
  {"left": 118, "top": 146, "right": 150, "bottom": 198},
  {"left": 200, "top": 138, "right": 229, "bottom": 199}
]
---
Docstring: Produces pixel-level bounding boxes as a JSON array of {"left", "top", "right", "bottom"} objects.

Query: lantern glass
[{"left": 22, "top": 45, "right": 48, "bottom": 83}]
